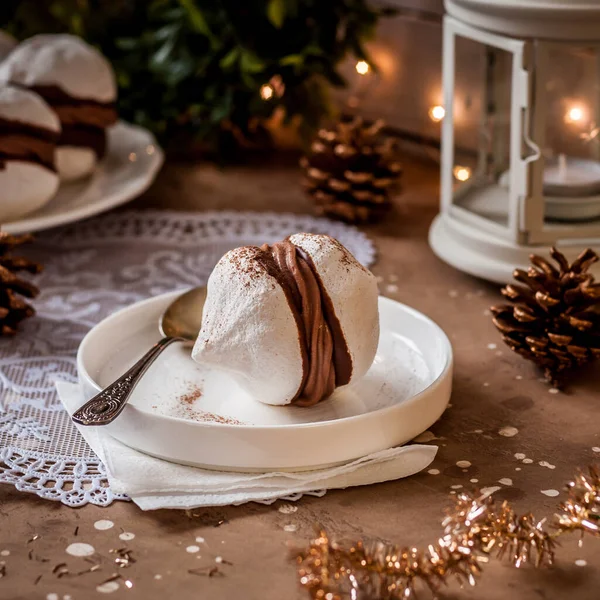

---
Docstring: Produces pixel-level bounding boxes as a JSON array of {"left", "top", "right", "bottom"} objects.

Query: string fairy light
[
  {"left": 453, "top": 165, "right": 471, "bottom": 182},
  {"left": 428, "top": 105, "right": 445, "bottom": 122},
  {"left": 260, "top": 75, "right": 285, "bottom": 101},
  {"left": 565, "top": 105, "right": 585, "bottom": 124},
  {"left": 260, "top": 84, "right": 274, "bottom": 100},
  {"left": 355, "top": 60, "right": 370, "bottom": 75}
]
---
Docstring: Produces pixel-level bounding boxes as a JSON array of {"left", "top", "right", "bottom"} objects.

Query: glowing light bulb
[
  {"left": 260, "top": 84, "right": 274, "bottom": 100},
  {"left": 355, "top": 60, "right": 370, "bottom": 75},
  {"left": 428, "top": 105, "right": 445, "bottom": 122},
  {"left": 453, "top": 165, "right": 471, "bottom": 182},
  {"left": 565, "top": 105, "right": 584, "bottom": 124}
]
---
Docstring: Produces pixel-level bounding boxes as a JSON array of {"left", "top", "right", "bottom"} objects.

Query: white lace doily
[{"left": 0, "top": 210, "right": 376, "bottom": 507}]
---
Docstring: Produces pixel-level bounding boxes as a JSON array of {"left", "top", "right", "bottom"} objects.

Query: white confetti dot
[
  {"left": 549, "top": 388, "right": 559, "bottom": 394},
  {"left": 575, "top": 559, "right": 587, "bottom": 567},
  {"left": 449, "top": 491, "right": 456, "bottom": 495},
  {"left": 450, "top": 484, "right": 463, "bottom": 490},
  {"left": 499, "top": 426, "right": 519, "bottom": 437},
  {"left": 386, "top": 284, "right": 399, "bottom": 293},
  {"left": 96, "top": 581, "right": 119, "bottom": 594},
  {"left": 515, "top": 467, "right": 522, "bottom": 471},
  {"left": 514, "top": 453, "right": 526, "bottom": 460},
  {"left": 541, "top": 489, "right": 560, "bottom": 497},
  {"left": 215, "top": 556, "right": 223, "bottom": 563},
  {"left": 539, "top": 461, "right": 556, "bottom": 469},
  {"left": 456, "top": 460, "right": 471, "bottom": 468},
  {"left": 0, "top": 550, "right": 9, "bottom": 557},
  {"left": 195, "top": 536, "right": 205, "bottom": 544},
  {"left": 487, "top": 343, "right": 497, "bottom": 350},
  {"left": 119, "top": 532, "right": 135, "bottom": 541},
  {"left": 94, "top": 520, "right": 114, "bottom": 531},
  {"left": 522, "top": 458, "right": 533, "bottom": 464},
  {"left": 278, "top": 504, "right": 298, "bottom": 515},
  {"left": 470, "top": 478, "right": 479, "bottom": 483},
  {"left": 499, "top": 478, "right": 513, "bottom": 486},
  {"left": 483, "top": 382, "right": 490, "bottom": 387},
  {"left": 66, "top": 543, "right": 95, "bottom": 557},
  {"left": 64, "top": 595, "right": 72, "bottom": 600},
  {"left": 449, "top": 290, "right": 459, "bottom": 298},
  {"left": 154, "top": 574, "right": 162, "bottom": 580},
  {"left": 592, "top": 447, "right": 600, "bottom": 453},
  {"left": 474, "top": 429, "right": 483, "bottom": 434},
  {"left": 480, "top": 486, "right": 501, "bottom": 497},
  {"left": 47, "top": 594, "right": 58, "bottom": 600},
  {"left": 186, "top": 545, "right": 200, "bottom": 553},
  {"left": 515, "top": 375, "right": 523, "bottom": 380},
  {"left": 283, "top": 524, "right": 298, "bottom": 532},
  {"left": 427, "top": 469, "right": 440, "bottom": 475}
]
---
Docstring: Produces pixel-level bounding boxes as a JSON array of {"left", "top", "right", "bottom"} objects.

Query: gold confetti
[
  {"left": 556, "top": 466, "right": 600, "bottom": 538},
  {"left": 110, "top": 548, "right": 136, "bottom": 568},
  {"left": 295, "top": 466, "right": 598, "bottom": 599}
]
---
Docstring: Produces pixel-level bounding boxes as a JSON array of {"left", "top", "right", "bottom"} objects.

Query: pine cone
[
  {"left": 0, "top": 232, "right": 42, "bottom": 336},
  {"left": 491, "top": 248, "right": 600, "bottom": 386},
  {"left": 300, "top": 117, "right": 402, "bottom": 224}
]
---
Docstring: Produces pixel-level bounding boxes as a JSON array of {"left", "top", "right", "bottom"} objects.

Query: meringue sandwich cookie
[
  {"left": 0, "top": 34, "right": 118, "bottom": 181},
  {"left": 192, "top": 233, "right": 379, "bottom": 406},
  {"left": 0, "top": 85, "right": 60, "bottom": 221}
]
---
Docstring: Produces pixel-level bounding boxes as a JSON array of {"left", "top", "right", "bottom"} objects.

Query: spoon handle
[{"left": 72, "top": 336, "right": 184, "bottom": 426}]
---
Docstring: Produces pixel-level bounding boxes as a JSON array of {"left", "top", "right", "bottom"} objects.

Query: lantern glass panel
[
  {"left": 452, "top": 36, "right": 513, "bottom": 229},
  {"left": 539, "top": 43, "right": 600, "bottom": 203}
]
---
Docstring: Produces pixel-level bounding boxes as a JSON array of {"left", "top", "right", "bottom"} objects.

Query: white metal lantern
[{"left": 429, "top": 0, "right": 600, "bottom": 283}]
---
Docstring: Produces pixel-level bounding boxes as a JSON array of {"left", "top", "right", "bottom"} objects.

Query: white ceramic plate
[
  {"left": 3, "top": 121, "right": 164, "bottom": 235},
  {"left": 77, "top": 291, "right": 453, "bottom": 471}
]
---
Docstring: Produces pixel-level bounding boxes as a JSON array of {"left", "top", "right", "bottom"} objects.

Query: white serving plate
[
  {"left": 3, "top": 121, "right": 164, "bottom": 235},
  {"left": 77, "top": 291, "right": 453, "bottom": 471}
]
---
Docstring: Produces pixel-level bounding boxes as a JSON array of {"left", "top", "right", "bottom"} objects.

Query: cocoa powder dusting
[
  {"left": 181, "top": 386, "right": 203, "bottom": 405},
  {"left": 176, "top": 385, "right": 245, "bottom": 425}
]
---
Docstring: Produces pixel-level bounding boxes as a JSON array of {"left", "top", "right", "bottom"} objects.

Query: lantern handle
[{"left": 521, "top": 106, "right": 541, "bottom": 164}]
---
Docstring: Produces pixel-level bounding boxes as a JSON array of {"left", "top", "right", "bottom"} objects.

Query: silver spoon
[{"left": 72, "top": 287, "right": 207, "bottom": 426}]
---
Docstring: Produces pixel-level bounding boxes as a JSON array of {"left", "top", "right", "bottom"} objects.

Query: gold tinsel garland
[{"left": 295, "top": 466, "right": 599, "bottom": 599}]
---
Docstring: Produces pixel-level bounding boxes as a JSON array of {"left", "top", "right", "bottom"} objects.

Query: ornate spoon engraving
[{"left": 72, "top": 337, "right": 183, "bottom": 426}]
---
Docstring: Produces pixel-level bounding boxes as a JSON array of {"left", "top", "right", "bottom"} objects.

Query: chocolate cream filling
[
  {"left": 258, "top": 239, "right": 352, "bottom": 406},
  {"left": 0, "top": 117, "right": 59, "bottom": 172},
  {"left": 30, "top": 85, "right": 117, "bottom": 159}
]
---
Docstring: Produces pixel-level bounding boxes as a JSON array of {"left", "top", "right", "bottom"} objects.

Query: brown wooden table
[{"left": 2, "top": 156, "right": 599, "bottom": 600}]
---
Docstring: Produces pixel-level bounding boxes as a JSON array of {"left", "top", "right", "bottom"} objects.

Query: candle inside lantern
[{"left": 543, "top": 154, "right": 600, "bottom": 196}]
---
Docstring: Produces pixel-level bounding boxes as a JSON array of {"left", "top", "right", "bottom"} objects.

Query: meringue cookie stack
[
  {"left": 0, "top": 34, "right": 118, "bottom": 182},
  {"left": 0, "top": 85, "right": 61, "bottom": 221},
  {"left": 192, "top": 233, "right": 379, "bottom": 406}
]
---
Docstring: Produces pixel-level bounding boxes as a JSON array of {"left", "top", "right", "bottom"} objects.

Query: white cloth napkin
[{"left": 56, "top": 381, "right": 438, "bottom": 510}]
